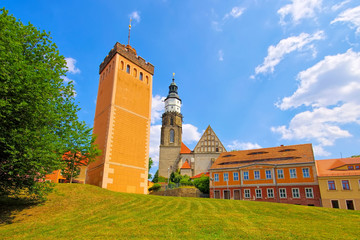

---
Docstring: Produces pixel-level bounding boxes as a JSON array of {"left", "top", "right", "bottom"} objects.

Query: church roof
[
  {"left": 181, "top": 161, "right": 191, "bottom": 169},
  {"left": 180, "top": 142, "right": 192, "bottom": 154},
  {"left": 193, "top": 125, "right": 226, "bottom": 153}
]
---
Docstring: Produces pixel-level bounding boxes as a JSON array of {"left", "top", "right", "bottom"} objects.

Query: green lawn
[{"left": 1, "top": 184, "right": 359, "bottom": 239}]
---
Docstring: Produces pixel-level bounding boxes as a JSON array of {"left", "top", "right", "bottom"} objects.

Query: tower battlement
[{"left": 99, "top": 42, "right": 154, "bottom": 74}]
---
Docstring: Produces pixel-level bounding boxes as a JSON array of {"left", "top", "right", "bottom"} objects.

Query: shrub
[
  {"left": 148, "top": 183, "right": 161, "bottom": 192},
  {"left": 193, "top": 176, "right": 209, "bottom": 194}
]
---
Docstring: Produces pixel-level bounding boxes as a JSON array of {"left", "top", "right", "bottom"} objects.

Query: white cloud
[
  {"left": 65, "top": 57, "right": 80, "bottom": 74},
  {"left": 331, "top": 0, "right": 351, "bottom": 12},
  {"left": 149, "top": 124, "right": 161, "bottom": 167},
  {"left": 331, "top": 6, "right": 360, "bottom": 34},
  {"left": 218, "top": 49, "right": 224, "bottom": 61},
  {"left": 313, "top": 145, "right": 331, "bottom": 157},
  {"left": 211, "top": 6, "right": 245, "bottom": 31},
  {"left": 61, "top": 76, "right": 73, "bottom": 84},
  {"left": 129, "top": 11, "right": 141, "bottom": 23},
  {"left": 255, "top": 31, "right": 325, "bottom": 75},
  {"left": 182, "top": 124, "right": 202, "bottom": 144},
  {"left": 278, "top": 0, "right": 322, "bottom": 25},
  {"left": 227, "top": 140, "right": 262, "bottom": 151},
  {"left": 272, "top": 49, "right": 360, "bottom": 154},
  {"left": 224, "top": 7, "right": 245, "bottom": 20},
  {"left": 151, "top": 95, "right": 165, "bottom": 124}
]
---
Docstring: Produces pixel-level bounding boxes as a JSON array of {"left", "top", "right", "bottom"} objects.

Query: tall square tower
[{"left": 86, "top": 43, "right": 154, "bottom": 194}]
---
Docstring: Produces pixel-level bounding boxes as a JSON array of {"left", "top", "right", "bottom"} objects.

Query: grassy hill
[{"left": 1, "top": 184, "right": 360, "bottom": 239}]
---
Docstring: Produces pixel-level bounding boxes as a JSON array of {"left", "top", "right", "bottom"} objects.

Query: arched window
[
  {"left": 170, "top": 117, "right": 173, "bottom": 126},
  {"left": 170, "top": 129, "right": 175, "bottom": 143},
  {"left": 139, "top": 72, "right": 143, "bottom": 81},
  {"left": 126, "top": 64, "right": 130, "bottom": 73},
  {"left": 146, "top": 76, "right": 149, "bottom": 84},
  {"left": 133, "top": 68, "right": 137, "bottom": 77},
  {"left": 120, "top": 61, "right": 124, "bottom": 70}
]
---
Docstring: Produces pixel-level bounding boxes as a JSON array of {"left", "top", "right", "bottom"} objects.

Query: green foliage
[
  {"left": 193, "top": 176, "right": 209, "bottom": 194},
  {"left": 157, "top": 176, "right": 167, "bottom": 183},
  {"left": 152, "top": 170, "right": 159, "bottom": 183},
  {"left": 351, "top": 155, "right": 360, "bottom": 158},
  {"left": 170, "top": 171, "right": 182, "bottom": 183},
  {"left": 148, "top": 183, "right": 161, "bottom": 192},
  {"left": 0, "top": 8, "right": 98, "bottom": 198},
  {"left": 148, "top": 157, "right": 153, "bottom": 179},
  {"left": 179, "top": 175, "right": 193, "bottom": 186}
]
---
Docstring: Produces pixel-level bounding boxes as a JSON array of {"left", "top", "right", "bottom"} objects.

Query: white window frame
[
  {"left": 224, "top": 173, "right": 229, "bottom": 182},
  {"left": 254, "top": 170, "right": 260, "bottom": 180},
  {"left": 292, "top": 188, "right": 300, "bottom": 198},
  {"left": 233, "top": 172, "right": 239, "bottom": 181},
  {"left": 214, "top": 173, "right": 219, "bottom": 182},
  {"left": 265, "top": 170, "right": 272, "bottom": 179},
  {"left": 244, "top": 189, "right": 250, "bottom": 198},
  {"left": 243, "top": 171, "right": 249, "bottom": 180},
  {"left": 302, "top": 168, "right": 310, "bottom": 178},
  {"left": 289, "top": 168, "right": 297, "bottom": 178},
  {"left": 255, "top": 189, "right": 262, "bottom": 199},
  {"left": 267, "top": 188, "right": 274, "bottom": 198},
  {"left": 279, "top": 188, "right": 287, "bottom": 198},
  {"left": 277, "top": 169, "right": 284, "bottom": 179},
  {"left": 305, "top": 188, "right": 314, "bottom": 198}
]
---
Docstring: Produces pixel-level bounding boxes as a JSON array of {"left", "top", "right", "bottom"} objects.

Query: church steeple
[{"left": 165, "top": 74, "right": 182, "bottom": 113}]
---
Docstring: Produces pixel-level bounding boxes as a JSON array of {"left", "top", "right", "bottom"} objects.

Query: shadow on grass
[{"left": 0, "top": 196, "right": 40, "bottom": 224}]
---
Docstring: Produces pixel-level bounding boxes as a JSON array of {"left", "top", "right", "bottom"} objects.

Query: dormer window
[
  {"left": 247, "top": 151, "right": 268, "bottom": 155},
  {"left": 348, "top": 166, "right": 354, "bottom": 170}
]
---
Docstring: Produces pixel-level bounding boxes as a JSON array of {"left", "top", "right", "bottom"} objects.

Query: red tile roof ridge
[
  {"left": 180, "top": 142, "right": 192, "bottom": 154},
  {"left": 191, "top": 172, "right": 209, "bottom": 179}
]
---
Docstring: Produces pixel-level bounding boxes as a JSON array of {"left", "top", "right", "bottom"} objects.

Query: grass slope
[{"left": 1, "top": 184, "right": 360, "bottom": 240}]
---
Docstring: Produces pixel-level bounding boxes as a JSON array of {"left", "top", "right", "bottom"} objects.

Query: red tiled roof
[
  {"left": 316, "top": 157, "right": 360, "bottom": 177},
  {"left": 190, "top": 172, "right": 209, "bottom": 179},
  {"left": 210, "top": 143, "right": 314, "bottom": 170},
  {"left": 181, "top": 161, "right": 191, "bottom": 169},
  {"left": 180, "top": 142, "right": 192, "bottom": 154}
]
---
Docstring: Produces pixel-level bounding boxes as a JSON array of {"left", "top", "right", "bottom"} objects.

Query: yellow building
[
  {"left": 86, "top": 42, "right": 154, "bottom": 194},
  {"left": 316, "top": 157, "right": 360, "bottom": 210}
]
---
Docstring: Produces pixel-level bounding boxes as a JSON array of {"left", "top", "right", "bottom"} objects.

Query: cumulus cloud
[
  {"left": 218, "top": 49, "right": 224, "bottom": 61},
  {"left": 182, "top": 124, "right": 202, "bottom": 144},
  {"left": 129, "top": 11, "right": 141, "bottom": 23},
  {"left": 65, "top": 57, "right": 80, "bottom": 74},
  {"left": 151, "top": 95, "right": 165, "bottom": 124},
  {"left": 278, "top": 0, "right": 322, "bottom": 25},
  {"left": 331, "top": 6, "right": 360, "bottom": 34},
  {"left": 149, "top": 124, "right": 161, "bottom": 166},
  {"left": 255, "top": 31, "right": 325, "bottom": 75},
  {"left": 272, "top": 49, "right": 360, "bottom": 156},
  {"left": 227, "top": 140, "right": 262, "bottom": 151}
]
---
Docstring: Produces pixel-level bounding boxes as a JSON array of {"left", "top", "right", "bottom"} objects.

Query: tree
[
  {"left": 193, "top": 176, "right": 209, "bottom": 194},
  {"left": 148, "top": 157, "right": 153, "bottom": 179},
  {"left": 0, "top": 8, "right": 98, "bottom": 199},
  {"left": 152, "top": 170, "right": 159, "bottom": 183},
  {"left": 351, "top": 155, "right": 360, "bottom": 158}
]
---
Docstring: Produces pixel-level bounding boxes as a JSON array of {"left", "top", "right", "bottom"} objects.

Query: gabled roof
[
  {"left": 210, "top": 143, "right": 314, "bottom": 170},
  {"left": 190, "top": 172, "right": 209, "bottom": 179},
  {"left": 181, "top": 161, "right": 191, "bottom": 169},
  {"left": 316, "top": 157, "right": 360, "bottom": 177},
  {"left": 193, "top": 125, "right": 226, "bottom": 153},
  {"left": 180, "top": 142, "right": 191, "bottom": 154}
]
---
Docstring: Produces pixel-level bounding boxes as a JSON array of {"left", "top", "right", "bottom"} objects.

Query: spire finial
[
  {"left": 172, "top": 72, "right": 175, "bottom": 82},
  {"left": 128, "top": 18, "right": 132, "bottom": 46}
]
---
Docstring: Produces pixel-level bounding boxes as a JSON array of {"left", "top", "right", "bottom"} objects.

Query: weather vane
[
  {"left": 128, "top": 18, "right": 132, "bottom": 46},
  {"left": 172, "top": 72, "right": 175, "bottom": 82}
]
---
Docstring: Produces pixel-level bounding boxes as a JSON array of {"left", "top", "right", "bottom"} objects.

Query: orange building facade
[
  {"left": 316, "top": 157, "right": 360, "bottom": 210},
  {"left": 86, "top": 42, "right": 154, "bottom": 194},
  {"left": 209, "top": 144, "right": 321, "bottom": 206}
]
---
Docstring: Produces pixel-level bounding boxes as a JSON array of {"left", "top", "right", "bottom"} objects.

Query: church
[{"left": 158, "top": 76, "right": 227, "bottom": 178}]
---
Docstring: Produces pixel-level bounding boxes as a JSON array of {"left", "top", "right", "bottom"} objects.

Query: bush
[
  {"left": 180, "top": 175, "right": 193, "bottom": 186},
  {"left": 148, "top": 183, "right": 161, "bottom": 192},
  {"left": 193, "top": 176, "right": 209, "bottom": 194},
  {"left": 157, "top": 176, "right": 167, "bottom": 183}
]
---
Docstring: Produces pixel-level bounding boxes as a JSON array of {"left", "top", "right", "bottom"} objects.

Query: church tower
[
  {"left": 158, "top": 75, "right": 183, "bottom": 177},
  {"left": 86, "top": 42, "right": 154, "bottom": 194}
]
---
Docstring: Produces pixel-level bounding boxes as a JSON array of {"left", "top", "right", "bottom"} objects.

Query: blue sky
[{"left": 4, "top": 0, "right": 360, "bottom": 176}]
